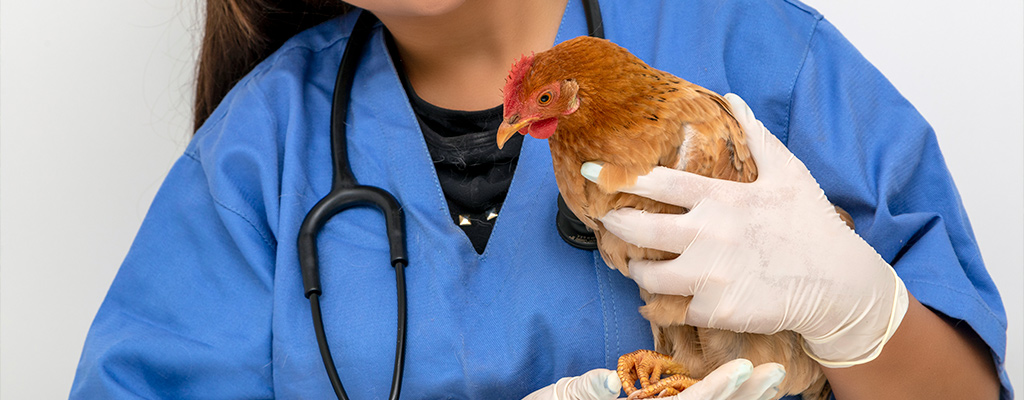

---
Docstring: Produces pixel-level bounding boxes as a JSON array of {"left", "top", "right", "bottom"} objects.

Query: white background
[{"left": 1, "top": 0, "right": 1020, "bottom": 398}]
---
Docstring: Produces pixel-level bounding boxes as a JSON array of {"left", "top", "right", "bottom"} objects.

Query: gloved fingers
[
  {"left": 627, "top": 256, "right": 710, "bottom": 298},
  {"left": 724, "top": 363, "right": 785, "bottom": 400},
  {"left": 563, "top": 368, "right": 622, "bottom": 400},
  {"left": 658, "top": 360, "right": 783, "bottom": 400},
  {"left": 581, "top": 163, "right": 736, "bottom": 209},
  {"left": 664, "top": 359, "right": 754, "bottom": 400},
  {"left": 600, "top": 208, "right": 701, "bottom": 253},
  {"left": 521, "top": 368, "right": 621, "bottom": 400}
]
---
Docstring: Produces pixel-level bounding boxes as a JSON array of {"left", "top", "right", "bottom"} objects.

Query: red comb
[{"left": 502, "top": 53, "right": 534, "bottom": 116}]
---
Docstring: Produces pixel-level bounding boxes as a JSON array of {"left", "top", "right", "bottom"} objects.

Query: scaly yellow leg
[{"left": 617, "top": 349, "right": 699, "bottom": 399}]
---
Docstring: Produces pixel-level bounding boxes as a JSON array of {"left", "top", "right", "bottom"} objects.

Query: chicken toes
[{"left": 617, "top": 349, "right": 700, "bottom": 399}]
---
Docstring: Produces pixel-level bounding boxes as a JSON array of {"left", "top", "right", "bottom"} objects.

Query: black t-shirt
[{"left": 391, "top": 43, "right": 522, "bottom": 254}]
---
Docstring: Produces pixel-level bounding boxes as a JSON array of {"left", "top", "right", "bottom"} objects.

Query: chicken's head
[{"left": 497, "top": 54, "right": 580, "bottom": 149}]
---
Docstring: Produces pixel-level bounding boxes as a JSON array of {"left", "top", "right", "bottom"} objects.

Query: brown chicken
[{"left": 497, "top": 36, "right": 850, "bottom": 400}]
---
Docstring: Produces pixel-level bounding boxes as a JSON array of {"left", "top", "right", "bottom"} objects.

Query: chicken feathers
[{"left": 498, "top": 36, "right": 835, "bottom": 400}]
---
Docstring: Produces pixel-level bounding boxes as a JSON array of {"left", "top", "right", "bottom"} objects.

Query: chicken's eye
[{"left": 538, "top": 92, "right": 552, "bottom": 105}]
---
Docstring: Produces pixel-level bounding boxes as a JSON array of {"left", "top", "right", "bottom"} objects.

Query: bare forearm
[{"left": 822, "top": 293, "right": 999, "bottom": 399}]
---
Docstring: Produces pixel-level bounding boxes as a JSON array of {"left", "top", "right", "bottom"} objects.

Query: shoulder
[
  {"left": 602, "top": 0, "right": 823, "bottom": 49},
  {"left": 186, "top": 11, "right": 364, "bottom": 165},
  {"left": 602, "top": 0, "right": 833, "bottom": 139},
  {"left": 190, "top": 11, "right": 358, "bottom": 152},
  {"left": 183, "top": 11, "right": 363, "bottom": 223}
]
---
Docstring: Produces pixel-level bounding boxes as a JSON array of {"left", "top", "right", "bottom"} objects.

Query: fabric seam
[
  {"left": 903, "top": 278, "right": 1007, "bottom": 330},
  {"left": 182, "top": 152, "right": 275, "bottom": 249},
  {"left": 782, "top": 14, "right": 823, "bottom": 146}
]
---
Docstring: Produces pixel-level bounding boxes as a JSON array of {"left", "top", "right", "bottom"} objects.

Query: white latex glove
[
  {"left": 654, "top": 359, "right": 785, "bottom": 400},
  {"left": 581, "top": 93, "right": 909, "bottom": 367},
  {"left": 522, "top": 369, "right": 621, "bottom": 400},
  {"left": 522, "top": 360, "right": 785, "bottom": 400}
]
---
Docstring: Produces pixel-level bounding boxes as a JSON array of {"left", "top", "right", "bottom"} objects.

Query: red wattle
[{"left": 527, "top": 117, "right": 558, "bottom": 140}]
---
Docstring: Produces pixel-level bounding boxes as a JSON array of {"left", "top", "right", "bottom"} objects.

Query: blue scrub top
[{"left": 71, "top": 0, "right": 1012, "bottom": 399}]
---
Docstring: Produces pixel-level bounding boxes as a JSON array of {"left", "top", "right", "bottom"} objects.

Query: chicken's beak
[{"left": 497, "top": 116, "right": 535, "bottom": 149}]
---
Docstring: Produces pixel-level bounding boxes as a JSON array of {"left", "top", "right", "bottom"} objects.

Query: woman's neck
[{"left": 376, "top": 0, "right": 569, "bottom": 111}]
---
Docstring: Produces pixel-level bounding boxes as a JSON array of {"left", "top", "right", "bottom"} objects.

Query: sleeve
[
  {"left": 782, "top": 18, "right": 1012, "bottom": 399},
  {"left": 69, "top": 82, "right": 279, "bottom": 399}
]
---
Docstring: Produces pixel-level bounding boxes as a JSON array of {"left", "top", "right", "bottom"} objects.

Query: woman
[{"left": 70, "top": 0, "right": 1009, "bottom": 398}]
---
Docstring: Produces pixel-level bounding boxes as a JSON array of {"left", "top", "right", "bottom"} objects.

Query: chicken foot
[{"left": 617, "top": 349, "right": 700, "bottom": 399}]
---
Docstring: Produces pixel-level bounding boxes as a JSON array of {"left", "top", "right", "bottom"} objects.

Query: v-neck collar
[{"left": 355, "top": 0, "right": 591, "bottom": 258}]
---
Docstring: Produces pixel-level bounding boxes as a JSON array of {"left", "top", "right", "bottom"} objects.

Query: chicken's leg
[{"left": 618, "top": 349, "right": 700, "bottom": 399}]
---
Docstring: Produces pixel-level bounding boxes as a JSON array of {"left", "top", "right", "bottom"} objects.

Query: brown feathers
[{"left": 502, "top": 36, "right": 829, "bottom": 400}]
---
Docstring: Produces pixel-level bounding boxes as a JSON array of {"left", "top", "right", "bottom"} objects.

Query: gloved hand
[
  {"left": 522, "top": 368, "right": 621, "bottom": 400},
  {"left": 581, "top": 93, "right": 909, "bottom": 367},
  {"left": 522, "top": 360, "right": 785, "bottom": 400},
  {"left": 655, "top": 359, "right": 785, "bottom": 400}
]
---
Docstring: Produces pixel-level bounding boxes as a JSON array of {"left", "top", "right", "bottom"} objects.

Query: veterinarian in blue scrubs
[{"left": 71, "top": 0, "right": 1010, "bottom": 399}]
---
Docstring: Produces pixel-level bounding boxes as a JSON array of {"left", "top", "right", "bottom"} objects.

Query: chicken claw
[{"left": 617, "top": 349, "right": 700, "bottom": 399}]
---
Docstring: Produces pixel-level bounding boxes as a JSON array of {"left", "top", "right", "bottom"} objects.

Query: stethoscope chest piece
[{"left": 556, "top": 194, "right": 598, "bottom": 250}]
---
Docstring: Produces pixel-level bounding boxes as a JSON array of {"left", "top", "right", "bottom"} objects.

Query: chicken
[{"left": 497, "top": 36, "right": 852, "bottom": 400}]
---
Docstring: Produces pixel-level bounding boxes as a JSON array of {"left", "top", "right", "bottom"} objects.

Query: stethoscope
[{"left": 298, "top": 2, "right": 604, "bottom": 399}]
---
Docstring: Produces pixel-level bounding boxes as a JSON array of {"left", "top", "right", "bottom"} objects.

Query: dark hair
[{"left": 194, "top": 0, "right": 350, "bottom": 132}]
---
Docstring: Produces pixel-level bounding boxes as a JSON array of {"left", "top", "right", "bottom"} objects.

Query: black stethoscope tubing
[{"left": 298, "top": 2, "right": 603, "bottom": 399}]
